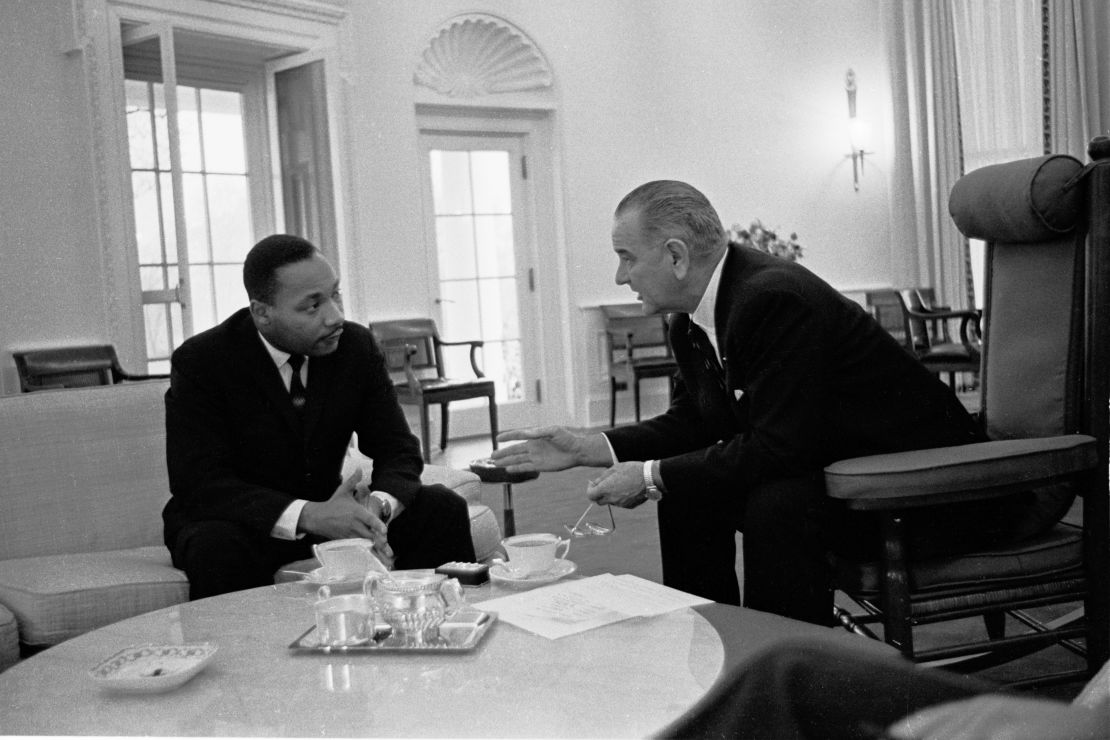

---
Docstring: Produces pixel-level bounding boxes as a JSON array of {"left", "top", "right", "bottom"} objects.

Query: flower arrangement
[{"left": 728, "top": 220, "right": 803, "bottom": 262}]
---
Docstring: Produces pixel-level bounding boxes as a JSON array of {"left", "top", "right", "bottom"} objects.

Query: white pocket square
[{"left": 734, "top": 389, "right": 744, "bottom": 401}]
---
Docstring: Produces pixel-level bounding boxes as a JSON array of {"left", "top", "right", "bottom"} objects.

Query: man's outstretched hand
[
  {"left": 491, "top": 426, "right": 612, "bottom": 473},
  {"left": 298, "top": 469, "right": 393, "bottom": 560}
]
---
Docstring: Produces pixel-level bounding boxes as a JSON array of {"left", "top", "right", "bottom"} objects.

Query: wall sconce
[{"left": 845, "top": 69, "right": 873, "bottom": 191}]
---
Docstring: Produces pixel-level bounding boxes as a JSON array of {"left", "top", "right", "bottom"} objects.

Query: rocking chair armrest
[
  {"left": 434, "top": 337, "right": 486, "bottom": 378},
  {"left": 824, "top": 435, "right": 1098, "bottom": 511}
]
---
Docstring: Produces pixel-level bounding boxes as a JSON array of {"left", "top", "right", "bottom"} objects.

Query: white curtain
[
  {"left": 884, "top": 0, "right": 969, "bottom": 309},
  {"left": 1047, "top": 0, "right": 1108, "bottom": 158},
  {"left": 950, "top": 0, "right": 1043, "bottom": 307}
]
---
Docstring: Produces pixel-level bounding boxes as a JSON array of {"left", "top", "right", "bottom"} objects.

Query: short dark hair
[
  {"left": 615, "top": 180, "right": 726, "bottom": 260},
  {"left": 243, "top": 234, "right": 319, "bottom": 303}
]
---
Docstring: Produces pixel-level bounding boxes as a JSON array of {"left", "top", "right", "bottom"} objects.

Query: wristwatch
[
  {"left": 642, "top": 460, "right": 663, "bottom": 501},
  {"left": 369, "top": 492, "right": 393, "bottom": 524}
]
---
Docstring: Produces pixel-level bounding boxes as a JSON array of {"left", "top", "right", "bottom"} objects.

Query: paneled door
[{"left": 419, "top": 132, "right": 545, "bottom": 438}]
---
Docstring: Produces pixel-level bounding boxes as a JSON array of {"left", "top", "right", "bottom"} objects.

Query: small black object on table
[{"left": 468, "top": 460, "right": 539, "bottom": 537}]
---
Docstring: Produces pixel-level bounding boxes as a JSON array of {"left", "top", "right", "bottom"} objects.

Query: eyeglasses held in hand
[{"left": 564, "top": 502, "right": 616, "bottom": 538}]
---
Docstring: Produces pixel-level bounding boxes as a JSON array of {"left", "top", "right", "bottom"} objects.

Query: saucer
[
  {"left": 89, "top": 644, "right": 217, "bottom": 693},
  {"left": 490, "top": 559, "right": 576, "bottom": 586}
]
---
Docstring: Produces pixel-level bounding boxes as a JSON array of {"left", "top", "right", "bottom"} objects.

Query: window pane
[
  {"left": 474, "top": 215, "right": 514, "bottom": 277},
  {"left": 212, "top": 264, "right": 246, "bottom": 322},
  {"left": 435, "top": 215, "right": 476, "bottom": 280},
  {"left": 170, "top": 302, "right": 184, "bottom": 351},
  {"left": 159, "top": 172, "right": 177, "bottom": 258},
  {"left": 151, "top": 83, "right": 170, "bottom": 170},
  {"left": 131, "top": 172, "right": 162, "bottom": 264},
  {"left": 140, "top": 265, "right": 165, "bottom": 291},
  {"left": 201, "top": 89, "right": 247, "bottom": 174},
  {"left": 486, "top": 339, "right": 523, "bottom": 402},
  {"left": 439, "top": 280, "right": 481, "bottom": 341},
  {"left": 177, "top": 86, "right": 202, "bottom": 172},
  {"left": 429, "top": 150, "right": 472, "bottom": 215},
  {"left": 144, "top": 303, "right": 170, "bottom": 358},
  {"left": 183, "top": 172, "right": 209, "bottom": 264},
  {"left": 189, "top": 265, "right": 215, "bottom": 333},
  {"left": 470, "top": 150, "right": 511, "bottom": 213},
  {"left": 125, "top": 80, "right": 154, "bottom": 170},
  {"left": 479, "top": 277, "right": 519, "bottom": 340},
  {"left": 440, "top": 343, "right": 472, "bottom": 378},
  {"left": 208, "top": 175, "right": 251, "bottom": 262}
]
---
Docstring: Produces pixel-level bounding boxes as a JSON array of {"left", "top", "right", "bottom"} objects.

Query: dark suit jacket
[
  {"left": 162, "top": 308, "right": 424, "bottom": 544},
  {"left": 606, "top": 244, "right": 983, "bottom": 500}
]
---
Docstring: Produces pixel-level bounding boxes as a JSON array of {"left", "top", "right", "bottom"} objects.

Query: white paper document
[{"left": 477, "top": 573, "right": 712, "bottom": 639}]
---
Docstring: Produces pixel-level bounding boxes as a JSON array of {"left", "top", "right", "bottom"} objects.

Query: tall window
[{"left": 125, "top": 80, "right": 252, "bottom": 372}]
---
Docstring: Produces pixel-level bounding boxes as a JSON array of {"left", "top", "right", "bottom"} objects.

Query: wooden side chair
[
  {"left": 894, "top": 288, "right": 981, "bottom": 389},
  {"left": 824, "top": 144, "right": 1110, "bottom": 688},
  {"left": 864, "top": 289, "right": 909, "bottom": 346},
  {"left": 601, "top": 303, "right": 678, "bottom": 427},
  {"left": 369, "top": 318, "right": 497, "bottom": 462},
  {"left": 866, "top": 288, "right": 981, "bottom": 390},
  {"left": 13, "top": 344, "right": 168, "bottom": 393}
]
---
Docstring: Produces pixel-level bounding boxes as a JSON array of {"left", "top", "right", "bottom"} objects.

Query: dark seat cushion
[{"left": 834, "top": 522, "right": 1082, "bottom": 595}]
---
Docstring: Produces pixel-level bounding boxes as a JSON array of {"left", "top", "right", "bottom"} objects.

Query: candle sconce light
[{"left": 845, "top": 69, "right": 873, "bottom": 191}]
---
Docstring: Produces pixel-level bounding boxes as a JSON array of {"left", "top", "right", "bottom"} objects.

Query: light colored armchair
[{"left": 0, "top": 380, "right": 500, "bottom": 672}]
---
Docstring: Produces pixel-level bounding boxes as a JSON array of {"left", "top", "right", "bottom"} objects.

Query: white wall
[
  {"left": 340, "top": 0, "right": 893, "bottom": 424},
  {"left": 0, "top": 0, "right": 895, "bottom": 416},
  {"left": 0, "top": 0, "right": 117, "bottom": 393}
]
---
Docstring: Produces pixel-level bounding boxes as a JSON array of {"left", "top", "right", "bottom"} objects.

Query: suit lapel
[
  {"left": 302, "top": 348, "right": 339, "bottom": 441},
  {"left": 232, "top": 312, "right": 304, "bottom": 436}
]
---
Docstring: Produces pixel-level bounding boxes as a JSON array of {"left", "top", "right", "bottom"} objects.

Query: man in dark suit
[
  {"left": 163, "top": 234, "right": 475, "bottom": 599},
  {"left": 493, "top": 180, "right": 1049, "bottom": 625}
]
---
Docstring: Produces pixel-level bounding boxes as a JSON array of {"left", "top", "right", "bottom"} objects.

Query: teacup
[
  {"left": 313, "top": 538, "right": 375, "bottom": 580},
  {"left": 313, "top": 592, "right": 373, "bottom": 647},
  {"left": 500, "top": 533, "right": 571, "bottom": 576}
]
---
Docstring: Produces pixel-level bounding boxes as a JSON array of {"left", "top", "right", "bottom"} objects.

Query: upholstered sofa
[{"left": 0, "top": 380, "right": 499, "bottom": 672}]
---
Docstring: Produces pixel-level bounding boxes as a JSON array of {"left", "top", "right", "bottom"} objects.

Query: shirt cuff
[
  {"left": 371, "top": 490, "right": 404, "bottom": 522},
  {"left": 600, "top": 433, "right": 619, "bottom": 465},
  {"left": 271, "top": 499, "right": 307, "bottom": 540}
]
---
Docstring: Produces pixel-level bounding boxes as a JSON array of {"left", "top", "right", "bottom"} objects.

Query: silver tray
[{"left": 289, "top": 608, "right": 496, "bottom": 654}]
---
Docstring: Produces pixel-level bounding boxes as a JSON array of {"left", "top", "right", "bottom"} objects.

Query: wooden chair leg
[
  {"left": 984, "top": 611, "right": 1006, "bottom": 640},
  {"left": 609, "top": 377, "right": 617, "bottom": 428},
  {"left": 439, "top": 403, "right": 450, "bottom": 452},
  {"left": 487, "top": 392, "right": 499, "bottom": 451},
  {"left": 880, "top": 514, "right": 915, "bottom": 658},
  {"left": 419, "top": 403, "right": 432, "bottom": 463}
]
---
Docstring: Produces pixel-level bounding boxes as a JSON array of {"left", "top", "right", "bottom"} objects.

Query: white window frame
[{"left": 73, "top": 0, "right": 348, "bottom": 369}]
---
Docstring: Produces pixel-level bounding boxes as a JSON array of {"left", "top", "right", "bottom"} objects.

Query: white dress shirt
[{"left": 257, "top": 333, "right": 401, "bottom": 540}]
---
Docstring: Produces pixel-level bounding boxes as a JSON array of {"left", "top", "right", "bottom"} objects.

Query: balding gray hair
[{"left": 615, "top": 180, "right": 727, "bottom": 260}]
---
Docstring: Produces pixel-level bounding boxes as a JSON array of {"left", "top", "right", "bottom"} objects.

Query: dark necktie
[
  {"left": 287, "top": 354, "right": 307, "bottom": 416},
  {"left": 688, "top": 322, "right": 725, "bottom": 389}
]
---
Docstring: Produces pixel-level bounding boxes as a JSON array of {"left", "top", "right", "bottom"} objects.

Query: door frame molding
[{"left": 415, "top": 106, "right": 572, "bottom": 428}]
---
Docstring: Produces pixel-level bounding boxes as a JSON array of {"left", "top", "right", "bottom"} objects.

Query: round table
[{"left": 0, "top": 580, "right": 866, "bottom": 737}]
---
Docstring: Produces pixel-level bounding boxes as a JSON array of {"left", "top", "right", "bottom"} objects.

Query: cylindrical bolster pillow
[{"left": 949, "top": 154, "right": 1083, "bottom": 243}]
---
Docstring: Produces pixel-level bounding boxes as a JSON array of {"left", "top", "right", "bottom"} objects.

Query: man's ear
[
  {"left": 249, "top": 298, "right": 271, "bottom": 325},
  {"left": 664, "top": 238, "right": 691, "bottom": 279}
]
